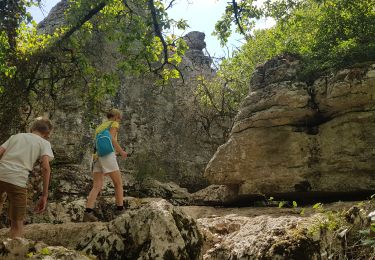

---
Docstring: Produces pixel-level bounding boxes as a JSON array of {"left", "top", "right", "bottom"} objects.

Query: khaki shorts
[
  {"left": 92, "top": 152, "right": 120, "bottom": 174},
  {"left": 0, "top": 180, "right": 27, "bottom": 221}
]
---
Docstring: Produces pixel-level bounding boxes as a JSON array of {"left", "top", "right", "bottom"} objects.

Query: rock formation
[
  {"left": 190, "top": 184, "right": 239, "bottom": 206},
  {"left": 0, "top": 200, "right": 203, "bottom": 259},
  {"left": 183, "top": 31, "right": 212, "bottom": 67},
  {"left": 205, "top": 55, "right": 375, "bottom": 197},
  {"left": 196, "top": 202, "right": 371, "bottom": 259},
  {"left": 1, "top": 198, "right": 373, "bottom": 259},
  {"left": 37, "top": 0, "right": 69, "bottom": 35},
  {"left": 0, "top": 237, "right": 90, "bottom": 260},
  {"left": 36, "top": 1, "right": 228, "bottom": 192}
]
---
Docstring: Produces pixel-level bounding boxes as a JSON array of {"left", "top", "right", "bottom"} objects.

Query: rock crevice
[{"left": 205, "top": 55, "right": 375, "bottom": 197}]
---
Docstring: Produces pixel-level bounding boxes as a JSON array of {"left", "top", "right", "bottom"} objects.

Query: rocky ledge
[
  {"left": 205, "top": 56, "right": 375, "bottom": 198},
  {"left": 0, "top": 198, "right": 374, "bottom": 259},
  {"left": 0, "top": 199, "right": 203, "bottom": 260}
]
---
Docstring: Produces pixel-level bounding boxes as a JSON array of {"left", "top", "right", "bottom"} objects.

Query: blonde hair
[
  {"left": 106, "top": 108, "right": 122, "bottom": 119},
  {"left": 30, "top": 117, "right": 53, "bottom": 134}
]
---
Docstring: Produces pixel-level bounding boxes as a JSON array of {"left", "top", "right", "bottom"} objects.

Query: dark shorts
[{"left": 0, "top": 180, "right": 27, "bottom": 221}]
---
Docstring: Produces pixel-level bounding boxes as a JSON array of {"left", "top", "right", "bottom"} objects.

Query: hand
[
  {"left": 120, "top": 150, "right": 128, "bottom": 159},
  {"left": 34, "top": 195, "right": 48, "bottom": 213}
]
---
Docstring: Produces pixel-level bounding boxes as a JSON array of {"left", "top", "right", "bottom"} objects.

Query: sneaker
[{"left": 83, "top": 211, "right": 98, "bottom": 222}]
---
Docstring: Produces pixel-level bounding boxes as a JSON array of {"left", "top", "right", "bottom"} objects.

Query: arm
[
  {"left": 0, "top": 147, "right": 5, "bottom": 159},
  {"left": 109, "top": 127, "right": 127, "bottom": 159},
  {"left": 35, "top": 155, "right": 51, "bottom": 213}
]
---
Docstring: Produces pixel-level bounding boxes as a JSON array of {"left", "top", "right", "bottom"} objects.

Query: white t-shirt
[{"left": 0, "top": 133, "right": 54, "bottom": 188}]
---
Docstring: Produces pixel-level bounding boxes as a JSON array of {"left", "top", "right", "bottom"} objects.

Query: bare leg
[
  {"left": 108, "top": 171, "right": 123, "bottom": 206},
  {"left": 10, "top": 220, "right": 23, "bottom": 238},
  {"left": 86, "top": 172, "right": 104, "bottom": 209}
]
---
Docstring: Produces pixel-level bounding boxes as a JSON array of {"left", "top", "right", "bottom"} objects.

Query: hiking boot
[{"left": 83, "top": 211, "right": 98, "bottom": 222}]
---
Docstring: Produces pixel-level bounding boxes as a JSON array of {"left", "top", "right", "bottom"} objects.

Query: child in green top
[{"left": 84, "top": 108, "right": 127, "bottom": 222}]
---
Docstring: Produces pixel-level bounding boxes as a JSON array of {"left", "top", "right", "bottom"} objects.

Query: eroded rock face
[
  {"left": 37, "top": 0, "right": 69, "bottom": 34},
  {"left": 190, "top": 185, "right": 238, "bottom": 206},
  {"left": 197, "top": 202, "right": 372, "bottom": 260},
  {"left": 0, "top": 200, "right": 203, "bottom": 260},
  {"left": 0, "top": 237, "right": 91, "bottom": 260},
  {"left": 37, "top": 2, "right": 225, "bottom": 192},
  {"left": 200, "top": 215, "right": 314, "bottom": 259},
  {"left": 130, "top": 178, "right": 191, "bottom": 205},
  {"left": 205, "top": 56, "right": 375, "bottom": 196},
  {"left": 1, "top": 201, "right": 372, "bottom": 260},
  {"left": 183, "top": 31, "right": 211, "bottom": 67}
]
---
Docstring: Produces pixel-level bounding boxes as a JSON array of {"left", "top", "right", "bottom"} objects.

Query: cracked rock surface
[
  {"left": 0, "top": 199, "right": 203, "bottom": 260},
  {"left": 205, "top": 56, "right": 375, "bottom": 196}
]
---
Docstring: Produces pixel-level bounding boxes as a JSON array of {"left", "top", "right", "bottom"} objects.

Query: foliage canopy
[
  {"left": 0, "top": 0, "right": 374, "bottom": 140},
  {"left": 0, "top": 0, "right": 188, "bottom": 140},
  {"left": 204, "top": 0, "right": 375, "bottom": 114}
]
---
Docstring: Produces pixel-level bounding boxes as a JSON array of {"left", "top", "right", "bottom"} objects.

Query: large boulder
[
  {"left": 0, "top": 237, "right": 91, "bottom": 260},
  {"left": 205, "top": 57, "right": 375, "bottom": 197},
  {"left": 0, "top": 200, "right": 203, "bottom": 260},
  {"left": 129, "top": 178, "right": 191, "bottom": 205},
  {"left": 190, "top": 185, "right": 238, "bottom": 206},
  {"left": 197, "top": 202, "right": 372, "bottom": 259}
]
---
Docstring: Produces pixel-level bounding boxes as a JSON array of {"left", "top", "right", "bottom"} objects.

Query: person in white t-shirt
[{"left": 0, "top": 117, "right": 54, "bottom": 238}]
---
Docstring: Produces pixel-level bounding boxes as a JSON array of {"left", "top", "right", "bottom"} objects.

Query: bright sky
[{"left": 28, "top": 0, "right": 275, "bottom": 57}]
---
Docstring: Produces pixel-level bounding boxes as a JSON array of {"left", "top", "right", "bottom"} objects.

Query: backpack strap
[{"left": 107, "top": 121, "right": 114, "bottom": 130}]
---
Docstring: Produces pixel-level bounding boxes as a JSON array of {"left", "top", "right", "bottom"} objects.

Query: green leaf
[
  {"left": 40, "top": 247, "right": 51, "bottom": 255},
  {"left": 313, "top": 203, "right": 323, "bottom": 210}
]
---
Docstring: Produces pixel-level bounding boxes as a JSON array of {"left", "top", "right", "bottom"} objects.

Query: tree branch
[
  {"left": 147, "top": 0, "right": 184, "bottom": 83},
  {"left": 231, "top": 0, "right": 249, "bottom": 39},
  {"left": 122, "top": 0, "right": 134, "bottom": 13},
  {"left": 147, "top": 0, "right": 169, "bottom": 67},
  {"left": 53, "top": 1, "right": 107, "bottom": 47},
  {"left": 165, "top": 0, "right": 176, "bottom": 10}
]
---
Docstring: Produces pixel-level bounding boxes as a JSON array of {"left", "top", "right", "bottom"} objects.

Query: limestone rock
[
  {"left": 1, "top": 201, "right": 372, "bottom": 260},
  {"left": 198, "top": 202, "right": 371, "bottom": 259},
  {"left": 130, "top": 178, "right": 191, "bottom": 205},
  {"left": 38, "top": 1, "right": 221, "bottom": 191},
  {"left": 25, "top": 196, "right": 172, "bottom": 224},
  {"left": 190, "top": 185, "right": 238, "bottom": 206},
  {"left": 200, "top": 215, "right": 310, "bottom": 259},
  {"left": 184, "top": 31, "right": 206, "bottom": 51},
  {"left": 0, "top": 238, "right": 91, "bottom": 260},
  {"left": 0, "top": 200, "right": 203, "bottom": 260},
  {"left": 233, "top": 81, "right": 315, "bottom": 132},
  {"left": 27, "top": 198, "right": 86, "bottom": 224},
  {"left": 105, "top": 199, "right": 203, "bottom": 259},
  {"left": 314, "top": 66, "right": 375, "bottom": 117},
  {"left": 183, "top": 31, "right": 212, "bottom": 68},
  {"left": 250, "top": 54, "right": 301, "bottom": 90},
  {"left": 37, "top": 0, "right": 69, "bottom": 35},
  {"left": 205, "top": 126, "right": 314, "bottom": 195},
  {"left": 205, "top": 60, "right": 375, "bottom": 196}
]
